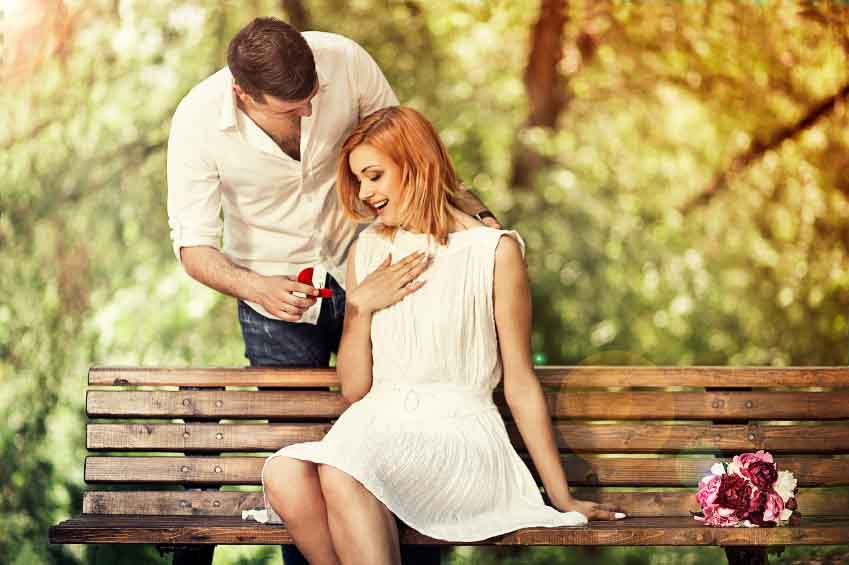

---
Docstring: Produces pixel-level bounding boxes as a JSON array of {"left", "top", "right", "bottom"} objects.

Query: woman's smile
[{"left": 349, "top": 143, "right": 404, "bottom": 224}]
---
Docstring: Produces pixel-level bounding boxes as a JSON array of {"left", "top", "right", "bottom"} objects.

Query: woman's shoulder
[{"left": 464, "top": 227, "right": 526, "bottom": 259}]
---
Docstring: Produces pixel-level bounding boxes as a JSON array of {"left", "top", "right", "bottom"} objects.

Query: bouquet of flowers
[{"left": 694, "top": 450, "right": 800, "bottom": 527}]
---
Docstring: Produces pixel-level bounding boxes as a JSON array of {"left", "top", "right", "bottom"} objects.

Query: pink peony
[
  {"left": 698, "top": 503, "right": 741, "bottom": 527},
  {"left": 763, "top": 491, "right": 785, "bottom": 522},
  {"left": 746, "top": 490, "right": 784, "bottom": 526},
  {"left": 730, "top": 451, "right": 778, "bottom": 491},
  {"left": 696, "top": 474, "right": 722, "bottom": 508}
]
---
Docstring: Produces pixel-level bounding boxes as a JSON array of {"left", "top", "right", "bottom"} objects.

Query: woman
[{"left": 261, "top": 106, "right": 626, "bottom": 565}]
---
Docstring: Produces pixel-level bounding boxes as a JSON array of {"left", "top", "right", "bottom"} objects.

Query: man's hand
[
  {"left": 179, "top": 246, "right": 323, "bottom": 322},
  {"left": 249, "top": 274, "right": 320, "bottom": 322},
  {"left": 477, "top": 213, "right": 502, "bottom": 229}
]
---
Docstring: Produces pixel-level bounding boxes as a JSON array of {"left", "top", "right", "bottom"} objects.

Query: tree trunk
[
  {"left": 509, "top": 0, "right": 608, "bottom": 191},
  {"left": 281, "top": 0, "right": 310, "bottom": 31},
  {"left": 509, "top": 0, "right": 568, "bottom": 190}
]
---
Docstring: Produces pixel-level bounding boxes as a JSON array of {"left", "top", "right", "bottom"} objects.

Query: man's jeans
[
  {"left": 239, "top": 274, "right": 346, "bottom": 369},
  {"left": 239, "top": 275, "right": 441, "bottom": 565}
]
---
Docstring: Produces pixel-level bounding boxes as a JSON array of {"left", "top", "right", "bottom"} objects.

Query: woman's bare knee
[
  {"left": 264, "top": 457, "right": 322, "bottom": 516},
  {"left": 317, "top": 464, "right": 360, "bottom": 506}
]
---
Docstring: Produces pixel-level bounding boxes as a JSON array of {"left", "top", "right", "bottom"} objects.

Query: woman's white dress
[{"left": 259, "top": 225, "right": 587, "bottom": 542}]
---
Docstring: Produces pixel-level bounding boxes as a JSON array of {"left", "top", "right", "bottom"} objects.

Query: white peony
[
  {"left": 780, "top": 508, "right": 793, "bottom": 521},
  {"left": 774, "top": 470, "right": 797, "bottom": 503},
  {"left": 710, "top": 462, "right": 726, "bottom": 475},
  {"left": 727, "top": 461, "right": 741, "bottom": 477}
]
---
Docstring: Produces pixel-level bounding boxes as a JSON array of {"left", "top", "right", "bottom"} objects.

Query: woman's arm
[
  {"left": 493, "top": 235, "right": 625, "bottom": 521},
  {"left": 337, "top": 243, "right": 431, "bottom": 404},
  {"left": 336, "top": 241, "right": 374, "bottom": 403}
]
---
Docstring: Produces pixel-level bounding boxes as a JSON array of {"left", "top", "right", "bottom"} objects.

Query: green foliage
[{"left": 1, "top": 0, "right": 848, "bottom": 563}]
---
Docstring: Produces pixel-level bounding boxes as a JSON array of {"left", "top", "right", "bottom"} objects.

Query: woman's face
[{"left": 349, "top": 143, "right": 404, "bottom": 225}]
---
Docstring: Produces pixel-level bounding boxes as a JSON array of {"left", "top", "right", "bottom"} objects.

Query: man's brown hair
[{"left": 227, "top": 17, "right": 317, "bottom": 102}]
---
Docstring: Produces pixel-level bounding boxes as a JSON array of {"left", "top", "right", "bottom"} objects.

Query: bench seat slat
[
  {"left": 80, "top": 488, "right": 849, "bottom": 518},
  {"left": 86, "top": 422, "right": 849, "bottom": 453},
  {"left": 48, "top": 515, "right": 849, "bottom": 546},
  {"left": 86, "top": 390, "right": 849, "bottom": 420},
  {"left": 83, "top": 456, "right": 849, "bottom": 487},
  {"left": 89, "top": 366, "right": 849, "bottom": 388}
]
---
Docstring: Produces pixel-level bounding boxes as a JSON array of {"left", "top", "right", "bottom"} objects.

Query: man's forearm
[
  {"left": 454, "top": 185, "right": 490, "bottom": 216},
  {"left": 180, "top": 246, "right": 261, "bottom": 302}
]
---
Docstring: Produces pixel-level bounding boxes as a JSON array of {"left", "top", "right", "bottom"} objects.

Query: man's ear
[{"left": 232, "top": 83, "right": 247, "bottom": 102}]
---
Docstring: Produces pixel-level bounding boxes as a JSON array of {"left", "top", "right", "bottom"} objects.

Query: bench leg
[
  {"left": 157, "top": 545, "right": 215, "bottom": 565},
  {"left": 724, "top": 546, "right": 767, "bottom": 565},
  {"left": 400, "top": 545, "right": 443, "bottom": 565}
]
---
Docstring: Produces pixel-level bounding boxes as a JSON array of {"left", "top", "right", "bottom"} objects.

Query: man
[{"left": 167, "top": 17, "right": 497, "bottom": 565}]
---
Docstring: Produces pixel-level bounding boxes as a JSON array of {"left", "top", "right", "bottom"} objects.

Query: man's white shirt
[{"left": 167, "top": 32, "right": 398, "bottom": 323}]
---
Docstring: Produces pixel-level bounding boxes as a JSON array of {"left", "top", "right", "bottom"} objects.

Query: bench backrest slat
[
  {"left": 89, "top": 366, "right": 849, "bottom": 388},
  {"left": 84, "top": 454, "right": 849, "bottom": 487},
  {"left": 87, "top": 390, "right": 849, "bottom": 420},
  {"left": 86, "top": 422, "right": 849, "bottom": 453}
]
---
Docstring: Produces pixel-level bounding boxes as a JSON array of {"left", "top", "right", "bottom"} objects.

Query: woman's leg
[
  {"left": 263, "top": 456, "right": 341, "bottom": 565},
  {"left": 317, "top": 464, "right": 401, "bottom": 565}
]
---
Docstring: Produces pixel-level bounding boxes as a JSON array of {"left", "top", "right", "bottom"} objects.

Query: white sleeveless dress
[{"left": 259, "top": 225, "right": 587, "bottom": 541}]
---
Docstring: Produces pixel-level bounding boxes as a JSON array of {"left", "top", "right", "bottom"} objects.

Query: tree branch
[{"left": 681, "top": 80, "right": 849, "bottom": 214}]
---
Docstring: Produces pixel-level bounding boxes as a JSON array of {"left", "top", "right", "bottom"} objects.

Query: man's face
[{"left": 235, "top": 82, "right": 319, "bottom": 122}]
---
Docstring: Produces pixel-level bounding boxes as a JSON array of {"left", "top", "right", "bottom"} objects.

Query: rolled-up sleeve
[
  {"left": 349, "top": 40, "right": 399, "bottom": 118},
  {"left": 166, "top": 105, "right": 223, "bottom": 264}
]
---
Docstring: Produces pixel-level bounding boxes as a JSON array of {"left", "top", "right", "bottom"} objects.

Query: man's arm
[
  {"left": 166, "top": 107, "right": 318, "bottom": 321},
  {"left": 349, "top": 38, "right": 399, "bottom": 118},
  {"left": 454, "top": 184, "right": 501, "bottom": 228},
  {"left": 180, "top": 246, "right": 319, "bottom": 322}
]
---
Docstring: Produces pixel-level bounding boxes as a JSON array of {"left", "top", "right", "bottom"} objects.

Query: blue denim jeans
[{"left": 239, "top": 274, "right": 441, "bottom": 565}]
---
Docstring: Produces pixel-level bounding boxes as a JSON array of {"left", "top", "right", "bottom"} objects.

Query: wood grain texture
[
  {"left": 81, "top": 488, "right": 849, "bottom": 518},
  {"left": 86, "top": 422, "right": 849, "bottom": 453},
  {"left": 48, "top": 515, "right": 849, "bottom": 546},
  {"left": 88, "top": 366, "right": 849, "bottom": 388},
  {"left": 86, "top": 390, "right": 849, "bottom": 420},
  {"left": 86, "top": 390, "right": 346, "bottom": 419},
  {"left": 544, "top": 391, "right": 849, "bottom": 420},
  {"left": 86, "top": 423, "right": 330, "bottom": 451},
  {"left": 83, "top": 456, "right": 849, "bottom": 486}
]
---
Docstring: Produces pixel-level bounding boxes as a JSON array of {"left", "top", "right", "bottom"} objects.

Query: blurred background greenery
[{"left": 2, "top": 0, "right": 848, "bottom": 563}]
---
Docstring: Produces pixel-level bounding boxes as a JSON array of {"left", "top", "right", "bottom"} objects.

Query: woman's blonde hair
[{"left": 336, "top": 106, "right": 462, "bottom": 245}]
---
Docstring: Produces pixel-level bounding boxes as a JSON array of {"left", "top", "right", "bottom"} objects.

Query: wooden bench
[{"left": 49, "top": 366, "right": 849, "bottom": 564}]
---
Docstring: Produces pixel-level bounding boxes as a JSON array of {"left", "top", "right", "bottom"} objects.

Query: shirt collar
[{"left": 218, "top": 63, "right": 329, "bottom": 132}]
